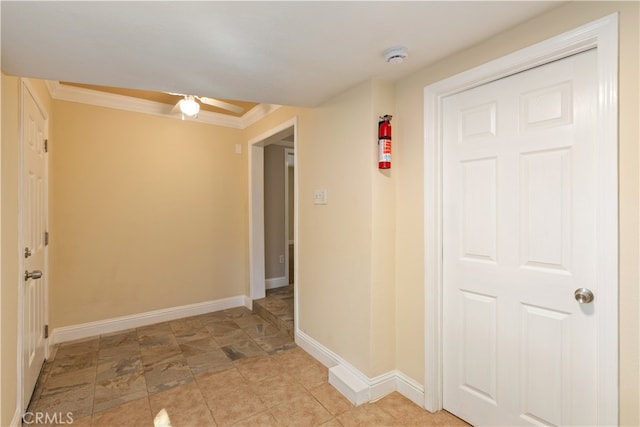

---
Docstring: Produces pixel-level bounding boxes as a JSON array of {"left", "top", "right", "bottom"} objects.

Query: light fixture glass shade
[{"left": 179, "top": 96, "right": 200, "bottom": 117}]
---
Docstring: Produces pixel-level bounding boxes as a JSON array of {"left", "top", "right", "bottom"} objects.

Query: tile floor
[
  {"left": 253, "top": 285, "right": 295, "bottom": 338},
  {"left": 27, "top": 307, "right": 469, "bottom": 426}
]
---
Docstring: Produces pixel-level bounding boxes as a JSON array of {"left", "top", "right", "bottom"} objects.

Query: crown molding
[
  {"left": 241, "top": 103, "right": 282, "bottom": 128},
  {"left": 45, "top": 81, "right": 280, "bottom": 130}
]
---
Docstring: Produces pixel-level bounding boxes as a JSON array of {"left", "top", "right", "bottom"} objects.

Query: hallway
[{"left": 27, "top": 307, "right": 468, "bottom": 426}]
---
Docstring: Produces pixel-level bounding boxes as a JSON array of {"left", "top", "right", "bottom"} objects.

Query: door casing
[
  {"left": 423, "top": 14, "right": 619, "bottom": 425},
  {"left": 248, "top": 117, "right": 298, "bottom": 330},
  {"left": 284, "top": 148, "right": 295, "bottom": 286}
]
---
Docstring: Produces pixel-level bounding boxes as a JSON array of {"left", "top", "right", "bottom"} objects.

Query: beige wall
[
  {"left": 264, "top": 143, "right": 286, "bottom": 279},
  {"left": 300, "top": 81, "right": 375, "bottom": 374},
  {"left": 394, "top": 1, "right": 639, "bottom": 424},
  {"left": 370, "top": 80, "right": 396, "bottom": 374},
  {"left": 1, "top": 76, "right": 53, "bottom": 426},
  {"left": 1, "top": 72, "right": 20, "bottom": 427},
  {"left": 251, "top": 80, "right": 393, "bottom": 379},
  {"left": 243, "top": 90, "right": 398, "bottom": 377},
  {"left": 50, "top": 100, "right": 247, "bottom": 328}
]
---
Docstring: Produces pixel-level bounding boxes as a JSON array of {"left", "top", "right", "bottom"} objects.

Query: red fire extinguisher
[{"left": 378, "top": 115, "right": 392, "bottom": 169}]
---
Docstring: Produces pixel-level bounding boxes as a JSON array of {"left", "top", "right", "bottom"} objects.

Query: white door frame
[
  {"left": 284, "top": 148, "right": 295, "bottom": 286},
  {"left": 423, "top": 14, "right": 619, "bottom": 424},
  {"left": 18, "top": 78, "right": 50, "bottom": 411},
  {"left": 248, "top": 117, "right": 298, "bottom": 302}
]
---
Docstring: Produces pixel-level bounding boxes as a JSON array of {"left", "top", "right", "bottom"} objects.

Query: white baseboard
[
  {"left": 51, "top": 295, "right": 247, "bottom": 344},
  {"left": 265, "top": 276, "right": 288, "bottom": 289},
  {"left": 369, "top": 371, "right": 399, "bottom": 402},
  {"left": 396, "top": 371, "right": 427, "bottom": 407},
  {"left": 329, "top": 364, "right": 370, "bottom": 405},
  {"left": 295, "top": 329, "right": 339, "bottom": 368},
  {"left": 295, "top": 329, "right": 425, "bottom": 407},
  {"left": 243, "top": 295, "right": 253, "bottom": 310}
]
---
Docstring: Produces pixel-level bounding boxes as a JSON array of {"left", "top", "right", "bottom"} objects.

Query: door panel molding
[{"left": 423, "top": 13, "right": 618, "bottom": 425}]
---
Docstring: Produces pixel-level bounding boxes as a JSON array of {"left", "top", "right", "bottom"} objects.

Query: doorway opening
[{"left": 248, "top": 117, "right": 298, "bottom": 339}]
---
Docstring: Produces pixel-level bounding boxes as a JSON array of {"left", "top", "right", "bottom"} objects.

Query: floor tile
[
  {"left": 273, "top": 346, "right": 318, "bottom": 371},
  {"left": 33, "top": 383, "right": 94, "bottom": 420},
  {"left": 55, "top": 338, "right": 100, "bottom": 358},
  {"left": 196, "top": 310, "right": 232, "bottom": 324},
  {"left": 41, "top": 367, "right": 96, "bottom": 397},
  {"left": 432, "top": 410, "right": 472, "bottom": 426},
  {"left": 92, "top": 396, "right": 154, "bottom": 427},
  {"left": 98, "top": 341, "right": 141, "bottom": 360},
  {"left": 251, "top": 373, "right": 307, "bottom": 407},
  {"left": 243, "top": 322, "right": 281, "bottom": 339},
  {"left": 96, "top": 355, "right": 143, "bottom": 382},
  {"left": 253, "top": 332, "right": 297, "bottom": 353},
  {"left": 138, "top": 333, "right": 178, "bottom": 350},
  {"left": 136, "top": 322, "right": 173, "bottom": 338},
  {"left": 318, "top": 418, "right": 345, "bottom": 427},
  {"left": 48, "top": 351, "right": 98, "bottom": 378},
  {"left": 207, "top": 319, "right": 242, "bottom": 335},
  {"left": 174, "top": 326, "right": 213, "bottom": 344},
  {"left": 270, "top": 392, "right": 334, "bottom": 426},
  {"left": 310, "top": 382, "right": 354, "bottom": 416},
  {"left": 186, "top": 348, "right": 233, "bottom": 374},
  {"left": 99, "top": 329, "right": 138, "bottom": 348},
  {"left": 93, "top": 370, "right": 148, "bottom": 412},
  {"left": 208, "top": 321, "right": 250, "bottom": 346},
  {"left": 221, "top": 339, "right": 265, "bottom": 360},
  {"left": 223, "top": 306, "right": 255, "bottom": 319},
  {"left": 294, "top": 360, "right": 328, "bottom": 390},
  {"left": 231, "top": 410, "right": 280, "bottom": 427},
  {"left": 234, "top": 354, "right": 281, "bottom": 383},
  {"left": 196, "top": 367, "right": 248, "bottom": 402},
  {"left": 148, "top": 381, "right": 215, "bottom": 427},
  {"left": 373, "top": 392, "right": 427, "bottom": 417},
  {"left": 179, "top": 336, "right": 220, "bottom": 357},
  {"left": 64, "top": 415, "right": 92, "bottom": 426},
  {"left": 143, "top": 354, "right": 193, "bottom": 394},
  {"left": 232, "top": 313, "right": 269, "bottom": 329},
  {"left": 169, "top": 317, "right": 205, "bottom": 334},
  {"left": 140, "top": 337, "right": 182, "bottom": 367},
  {"left": 207, "top": 384, "right": 267, "bottom": 426},
  {"left": 337, "top": 404, "right": 397, "bottom": 427}
]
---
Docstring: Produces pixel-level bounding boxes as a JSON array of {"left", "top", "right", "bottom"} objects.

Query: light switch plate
[{"left": 313, "top": 189, "right": 328, "bottom": 205}]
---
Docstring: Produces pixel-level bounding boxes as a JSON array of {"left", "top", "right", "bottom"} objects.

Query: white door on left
[{"left": 22, "top": 83, "right": 48, "bottom": 408}]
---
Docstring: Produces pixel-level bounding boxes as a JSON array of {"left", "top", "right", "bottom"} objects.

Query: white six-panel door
[
  {"left": 442, "top": 50, "right": 598, "bottom": 426},
  {"left": 22, "top": 84, "right": 48, "bottom": 408}
]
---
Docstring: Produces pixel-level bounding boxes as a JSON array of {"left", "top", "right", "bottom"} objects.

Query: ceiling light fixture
[
  {"left": 384, "top": 46, "right": 408, "bottom": 64},
  {"left": 178, "top": 95, "right": 200, "bottom": 119}
]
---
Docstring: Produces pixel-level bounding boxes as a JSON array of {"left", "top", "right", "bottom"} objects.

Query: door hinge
[
  {"left": 44, "top": 325, "right": 49, "bottom": 339},
  {"left": 44, "top": 139, "right": 48, "bottom": 153},
  {"left": 44, "top": 231, "right": 49, "bottom": 246}
]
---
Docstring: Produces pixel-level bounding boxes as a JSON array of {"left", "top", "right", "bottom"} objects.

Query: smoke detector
[{"left": 384, "top": 46, "right": 408, "bottom": 64}]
